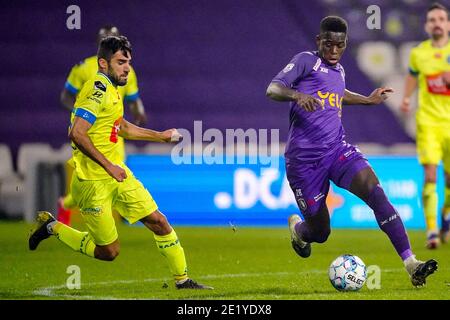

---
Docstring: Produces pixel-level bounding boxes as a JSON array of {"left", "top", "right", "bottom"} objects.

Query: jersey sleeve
[
  {"left": 408, "top": 48, "right": 419, "bottom": 77},
  {"left": 64, "top": 62, "right": 85, "bottom": 95},
  {"left": 271, "top": 52, "right": 318, "bottom": 87},
  {"left": 123, "top": 66, "right": 140, "bottom": 102},
  {"left": 73, "top": 80, "right": 107, "bottom": 125}
]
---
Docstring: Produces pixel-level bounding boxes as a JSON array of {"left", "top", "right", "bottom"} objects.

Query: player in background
[
  {"left": 29, "top": 36, "right": 211, "bottom": 289},
  {"left": 401, "top": 2, "right": 450, "bottom": 249},
  {"left": 58, "top": 25, "right": 148, "bottom": 226},
  {"left": 266, "top": 16, "right": 438, "bottom": 287}
]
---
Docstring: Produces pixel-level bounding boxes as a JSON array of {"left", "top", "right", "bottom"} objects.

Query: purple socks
[{"left": 367, "top": 184, "right": 413, "bottom": 260}]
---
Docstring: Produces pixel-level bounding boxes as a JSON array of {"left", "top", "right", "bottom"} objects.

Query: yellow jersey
[
  {"left": 71, "top": 73, "right": 124, "bottom": 180},
  {"left": 65, "top": 55, "right": 139, "bottom": 102},
  {"left": 408, "top": 39, "right": 450, "bottom": 126}
]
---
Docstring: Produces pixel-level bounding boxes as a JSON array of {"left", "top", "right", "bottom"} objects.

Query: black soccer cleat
[
  {"left": 288, "top": 214, "right": 311, "bottom": 258},
  {"left": 176, "top": 279, "right": 214, "bottom": 290},
  {"left": 29, "top": 211, "right": 56, "bottom": 251},
  {"left": 291, "top": 239, "right": 311, "bottom": 258},
  {"left": 411, "top": 259, "right": 438, "bottom": 287}
]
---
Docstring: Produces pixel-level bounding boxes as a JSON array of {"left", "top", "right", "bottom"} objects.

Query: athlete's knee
[
  {"left": 154, "top": 211, "right": 170, "bottom": 226},
  {"left": 424, "top": 165, "right": 437, "bottom": 183},
  {"left": 95, "top": 243, "right": 120, "bottom": 261},
  {"left": 350, "top": 167, "right": 380, "bottom": 202}
]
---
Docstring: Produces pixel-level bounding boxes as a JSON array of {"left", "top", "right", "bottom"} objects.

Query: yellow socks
[
  {"left": 51, "top": 222, "right": 96, "bottom": 257},
  {"left": 154, "top": 229, "right": 188, "bottom": 282},
  {"left": 423, "top": 183, "right": 438, "bottom": 233}
]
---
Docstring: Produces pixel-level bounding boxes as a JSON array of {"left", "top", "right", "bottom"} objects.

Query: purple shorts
[{"left": 286, "top": 141, "right": 370, "bottom": 217}]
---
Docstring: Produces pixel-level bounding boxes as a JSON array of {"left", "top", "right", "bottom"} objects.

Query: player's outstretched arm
[
  {"left": 69, "top": 117, "right": 127, "bottom": 182},
  {"left": 343, "top": 87, "right": 394, "bottom": 105},
  {"left": 266, "top": 82, "right": 321, "bottom": 112},
  {"left": 119, "top": 118, "right": 181, "bottom": 143}
]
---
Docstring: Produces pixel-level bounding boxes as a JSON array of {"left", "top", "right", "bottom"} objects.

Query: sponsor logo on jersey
[
  {"left": 81, "top": 207, "right": 102, "bottom": 216},
  {"left": 92, "top": 91, "right": 103, "bottom": 98},
  {"left": 314, "top": 193, "right": 325, "bottom": 202},
  {"left": 425, "top": 73, "right": 450, "bottom": 96},
  {"left": 88, "top": 96, "right": 102, "bottom": 104},
  {"left": 94, "top": 81, "right": 107, "bottom": 92},
  {"left": 312, "top": 58, "right": 321, "bottom": 71},
  {"left": 317, "top": 90, "right": 344, "bottom": 113}
]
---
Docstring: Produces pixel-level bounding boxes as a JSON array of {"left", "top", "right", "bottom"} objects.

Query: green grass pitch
[{"left": 0, "top": 221, "right": 448, "bottom": 300}]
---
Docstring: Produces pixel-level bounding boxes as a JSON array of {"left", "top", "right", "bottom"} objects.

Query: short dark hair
[
  {"left": 96, "top": 25, "right": 120, "bottom": 45},
  {"left": 427, "top": 2, "right": 448, "bottom": 17},
  {"left": 320, "top": 16, "right": 348, "bottom": 34},
  {"left": 97, "top": 36, "right": 132, "bottom": 63}
]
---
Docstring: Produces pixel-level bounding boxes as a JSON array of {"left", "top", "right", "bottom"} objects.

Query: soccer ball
[{"left": 328, "top": 254, "right": 367, "bottom": 291}]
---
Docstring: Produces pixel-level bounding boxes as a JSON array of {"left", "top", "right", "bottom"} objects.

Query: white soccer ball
[{"left": 329, "top": 254, "right": 367, "bottom": 291}]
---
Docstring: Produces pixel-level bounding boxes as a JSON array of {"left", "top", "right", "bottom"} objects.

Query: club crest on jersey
[
  {"left": 94, "top": 81, "right": 106, "bottom": 92},
  {"left": 283, "top": 63, "right": 295, "bottom": 73},
  {"left": 447, "top": 55, "right": 450, "bottom": 64},
  {"left": 319, "top": 66, "right": 328, "bottom": 73}
]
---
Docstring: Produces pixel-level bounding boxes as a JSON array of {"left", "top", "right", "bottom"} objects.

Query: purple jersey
[{"left": 272, "top": 51, "right": 346, "bottom": 162}]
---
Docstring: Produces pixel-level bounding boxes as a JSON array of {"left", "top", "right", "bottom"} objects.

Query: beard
[
  {"left": 107, "top": 69, "right": 128, "bottom": 86},
  {"left": 431, "top": 27, "right": 445, "bottom": 39}
]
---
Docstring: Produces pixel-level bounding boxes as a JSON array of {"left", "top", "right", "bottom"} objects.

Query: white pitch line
[{"left": 32, "top": 268, "right": 404, "bottom": 300}]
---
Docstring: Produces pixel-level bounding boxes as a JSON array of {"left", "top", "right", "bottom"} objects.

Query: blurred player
[
  {"left": 29, "top": 36, "right": 211, "bottom": 290},
  {"left": 266, "top": 16, "right": 438, "bottom": 287},
  {"left": 58, "top": 25, "right": 147, "bottom": 226},
  {"left": 401, "top": 2, "right": 450, "bottom": 249}
]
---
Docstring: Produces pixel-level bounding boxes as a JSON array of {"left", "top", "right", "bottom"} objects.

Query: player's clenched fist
[
  {"left": 400, "top": 97, "right": 411, "bottom": 114},
  {"left": 161, "top": 128, "right": 182, "bottom": 142},
  {"left": 106, "top": 164, "right": 127, "bottom": 182}
]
